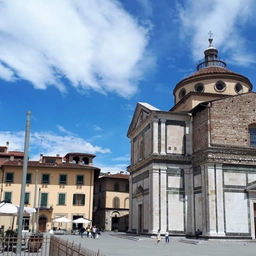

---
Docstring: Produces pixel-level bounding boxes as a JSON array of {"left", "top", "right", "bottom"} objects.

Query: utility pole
[
  {"left": 16, "top": 111, "right": 31, "bottom": 255},
  {"left": 32, "top": 169, "right": 38, "bottom": 233}
]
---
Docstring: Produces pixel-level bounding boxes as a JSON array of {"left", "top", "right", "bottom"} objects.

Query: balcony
[{"left": 39, "top": 205, "right": 53, "bottom": 211}]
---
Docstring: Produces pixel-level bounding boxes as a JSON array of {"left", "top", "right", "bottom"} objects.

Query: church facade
[{"left": 127, "top": 36, "right": 256, "bottom": 239}]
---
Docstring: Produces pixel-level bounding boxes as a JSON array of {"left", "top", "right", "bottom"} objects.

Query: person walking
[
  {"left": 165, "top": 229, "right": 169, "bottom": 244},
  {"left": 156, "top": 229, "right": 161, "bottom": 244},
  {"left": 92, "top": 226, "right": 96, "bottom": 239},
  {"left": 80, "top": 226, "right": 85, "bottom": 238}
]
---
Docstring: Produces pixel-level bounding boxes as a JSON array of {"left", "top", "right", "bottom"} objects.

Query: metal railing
[
  {"left": 49, "top": 236, "right": 104, "bottom": 256},
  {"left": 0, "top": 234, "right": 104, "bottom": 256}
]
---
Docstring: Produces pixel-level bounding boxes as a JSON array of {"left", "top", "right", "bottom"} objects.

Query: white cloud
[
  {"left": 0, "top": 129, "right": 129, "bottom": 174},
  {"left": 0, "top": 0, "right": 154, "bottom": 98},
  {"left": 97, "top": 163, "right": 128, "bottom": 174},
  {"left": 112, "top": 155, "right": 130, "bottom": 161},
  {"left": 0, "top": 63, "right": 16, "bottom": 82},
  {"left": 0, "top": 130, "right": 111, "bottom": 160},
  {"left": 177, "top": 0, "right": 256, "bottom": 65}
]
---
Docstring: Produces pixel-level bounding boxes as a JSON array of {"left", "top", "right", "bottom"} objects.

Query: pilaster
[
  {"left": 149, "top": 168, "right": 160, "bottom": 233},
  {"left": 152, "top": 118, "right": 159, "bottom": 154},
  {"left": 160, "top": 119, "right": 166, "bottom": 155}
]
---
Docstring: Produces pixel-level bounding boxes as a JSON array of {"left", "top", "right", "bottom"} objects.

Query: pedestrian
[
  {"left": 156, "top": 229, "right": 161, "bottom": 244},
  {"left": 86, "top": 225, "right": 90, "bottom": 238},
  {"left": 92, "top": 226, "right": 96, "bottom": 239},
  {"left": 80, "top": 226, "right": 85, "bottom": 238},
  {"left": 165, "top": 229, "right": 169, "bottom": 244}
]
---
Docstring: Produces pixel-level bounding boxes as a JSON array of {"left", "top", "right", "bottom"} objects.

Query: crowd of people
[{"left": 79, "top": 225, "right": 101, "bottom": 239}]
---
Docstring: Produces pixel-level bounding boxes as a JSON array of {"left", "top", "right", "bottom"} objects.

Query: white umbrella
[
  {"left": 73, "top": 217, "right": 90, "bottom": 224},
  {"left": 23, "top": 206, "right": 36, "bottom": 215},
  {"left": 0, "top": 201, "right": 36, "bottom": 216},
  {"left": 0, "top": 201, "right": 18, "bottom": 215},
  {"left": 53, "top": 217, "right": 72, "bottom": 223}
]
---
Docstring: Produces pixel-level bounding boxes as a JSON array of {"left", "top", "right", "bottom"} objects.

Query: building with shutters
[{"left": 0, "top": 147, "right": 100, "bottom": 232}]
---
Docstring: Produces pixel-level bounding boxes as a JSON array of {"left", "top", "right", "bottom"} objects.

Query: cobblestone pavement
[{"left": 54, "top": 232, "right": 256, "bottom": 256}]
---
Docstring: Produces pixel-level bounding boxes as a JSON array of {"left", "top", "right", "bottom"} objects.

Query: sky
[{"left": 1, "top": 0, "right": 256, "bottom": 174}]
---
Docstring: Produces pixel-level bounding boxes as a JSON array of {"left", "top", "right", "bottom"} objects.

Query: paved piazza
[{"left": 54, "top": 232, "right": 256, "bottom": 256}]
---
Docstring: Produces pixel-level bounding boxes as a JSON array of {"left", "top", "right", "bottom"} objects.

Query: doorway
[
  {"left": 138, "top": 204, "right": 142, "bottom": 233},
  {"left": 112, "top": 216, "right": 119, "bottom": 231},
  {"left": 38, "top": 216, "right": 47, "bottom": 232}
]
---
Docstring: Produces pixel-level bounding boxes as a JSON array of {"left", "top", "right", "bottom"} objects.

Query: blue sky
[{"left": 1, "top": 0, "right": 256, "bottom": 173}]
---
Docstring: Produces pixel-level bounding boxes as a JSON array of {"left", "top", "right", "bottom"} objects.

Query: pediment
[
  {"left": 246, "top": 180, "right": 256, "bottom": 191},
  {"left": 127, "top": 102, "right": 159, "bottom": 136},
  {"left": 133, "top": 185, "right": 144, "bottom": 197}
]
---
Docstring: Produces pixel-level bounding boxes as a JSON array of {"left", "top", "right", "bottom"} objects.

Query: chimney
[
  {"left": 6, "top": 141, "right": 9, "bottom": 153},
  {"left": 107, "top": 172, "right": 111, "bottom": 175},
  {"left": 120, "top": 171, "right": 124, "bottom": 174},
  {"left": 39, "top": 153, "right": 43, "bottom": 163}
]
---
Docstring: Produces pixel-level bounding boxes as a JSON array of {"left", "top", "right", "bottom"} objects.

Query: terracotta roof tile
[
  {"left": 100, "top": 173, "right": 129, "bottom": 179},
  {"left": 187, "top": 67, "right": 240, "bottom": 78},
  {"left": 2, "top": 160, "right": 100, "bottom": 170}
]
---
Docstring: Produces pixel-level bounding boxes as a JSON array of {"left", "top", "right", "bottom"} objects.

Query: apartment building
[{"left": 0, "top": 148, "right": 100, "bottom": 232}]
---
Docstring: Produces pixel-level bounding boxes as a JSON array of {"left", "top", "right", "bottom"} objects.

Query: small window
[
  {"left": 249, "top": 124, "right": 256, "bottom": 147},
  {"left": 179, "top": 88, "right": 186, "bottom": 99},
  {"left": 99, "top": 184, "right": 102, "bottom": 192},
  {"left": 26, "top": 173, "right": 32, "bottom": 184},
  {"left": 58, "top": 193, "right": 66, "bottom": 205},
  {"left": 235, "top": 83, "right": 243, "bottom": 94},
  {"left": 76, "top": 175, "right": 84, "bottom": 185},
  {"left": 73, "top": 194, "right": 85, "bottom": 205},
  {"left": 25, "top": 192, "right": 30, "bottom": 204},
  {"left": 113, "top": 197, "right": 120, "bottom": 208},
  {"left": 126, "top": 184, "right": 129, "bottom": 192},
  {"left": 45, "top": 158, "right": 56, "bottom": 163},
  {"left": 42, "top": 174, "right": 50, "bottom": 184},
  {"left": 214, "top": 81, "right": 226, "bottom": 92},
  {"left": 59, "top": 174, "right": 67, "bottom": 185},
  {"left": 114, "top": 183, "right": 119, "bottom": 191},
  {"left": 4, "top": 192, "right": 12, "bottom": 202},
  {"left": 5, "top": 173, "right": 14, "bottom": 183},
  {"left": 194, "top": 83, "right": 205, "bottom": 92}
]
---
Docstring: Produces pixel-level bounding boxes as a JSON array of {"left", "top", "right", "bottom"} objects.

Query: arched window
[
  {"left": 82, "top": 157, "right": 89, "bottom": 164},
  {"left": 113, "top": 197, "right": 120, "bottom": 208},
  {"left": 124, "top": 197, "right": 129, "bottom": 208},
  {"left": 73, "top": 156, "right": 79, "bottom": 164},
  {"left": 249, "top": 123, "right": 256, "bottom": 147}
]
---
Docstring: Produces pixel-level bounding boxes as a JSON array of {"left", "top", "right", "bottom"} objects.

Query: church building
[{"left": 127, "top": 36, "right": 256, "bottom": 239}]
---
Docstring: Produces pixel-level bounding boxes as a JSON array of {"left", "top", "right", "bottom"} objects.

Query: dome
[{"left": 171, "top": 34, "right": 253, "bottom": 113}]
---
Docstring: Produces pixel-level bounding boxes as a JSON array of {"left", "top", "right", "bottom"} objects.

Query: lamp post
[
  {"left": 16, "top": 111, "right": 31, "bottom": 255},
  {"left": 32, "top": 170, "right": 38, "bottom": 233}
]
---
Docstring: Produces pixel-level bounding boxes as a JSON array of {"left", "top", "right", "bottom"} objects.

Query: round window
[
  {"left": 179, "top": 88, "right": 186, "bottom": 99},
  {"left": 214, "top": 81, "right": 226, "bottom": 92},
  {"left": 235, "top": 83, "right": 243, "bottom": 94},
  {"left": 194, "top": 83, "right": 205, "bottom": 92}
]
